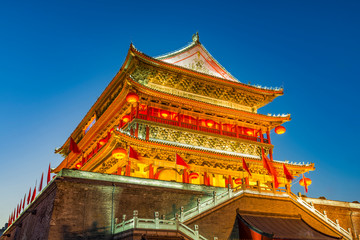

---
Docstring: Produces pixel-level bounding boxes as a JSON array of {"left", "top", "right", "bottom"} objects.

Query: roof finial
[{"left": 192, "top": 32, "right": 200, "bottom": 43}]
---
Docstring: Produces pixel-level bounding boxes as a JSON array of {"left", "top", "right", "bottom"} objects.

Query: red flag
[
  {"left": 242, "top": 158, "right": 252, "bottom": 177},
  {"left": 69, "top": 137, "right": 81, "bottom": 154},
  {"left": 39, "top": 172, "right": 44, "bottom": 192},
  {"left": 31, "top": 182, "right": 37, "bottom": 202},
  {"left": 16, "top": 204, "right": 19, "bottom": 218},
  {"left": 283, "top": 163, "right": 294, "bottom": 182},
  {"left": 27, "top": 187, "right": 32, "bottom": 204},
  {"left": 129, "top": 146, "right": 140, "bottom": 160},
  {"left": 176, "top": 154, "right": 190, "bottom": 169},
  {"left": 22, "top": 194, "right": 26, "bottom": 210},
  {"left": 47, "top": 163, "right": 51, "bottom": 184},
  {"left": 262, "top": 148, "right": 279, "bottom": 188},
  {"left": 302, "top": 174, "right": 308, "bottom": 193}
]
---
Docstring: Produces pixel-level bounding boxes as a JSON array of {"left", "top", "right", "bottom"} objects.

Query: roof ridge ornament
[{"left": 192, "top": 32, "right": 200, "bottom": 43}]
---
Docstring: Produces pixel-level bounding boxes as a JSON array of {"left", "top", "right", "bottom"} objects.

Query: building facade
[{"left": 2, "top": 34, "right": 359, "bottom": 240}]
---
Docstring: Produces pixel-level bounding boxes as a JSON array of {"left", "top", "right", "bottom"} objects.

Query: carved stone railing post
[
  {"left": 213, "top": 191, "right": 217, "bottom": 205},
  {"left": 347, "top": 228, "right": 352, "bottom": 239},
  {"left": 175, "top": 213, "right": 179, "bottom": 230},
  {"left": 133, "top": 210, "right": 138, "bottom": 229},
  {"left": 310, "top": 201, "right": 315, "bottom": 210},
  {"left": 121, "top": 215, "right": 126, "bottom": 231},
  {"left": 323, "top": 211, "right": 328, "bottom": 221},
  {"left": 228, "top": 184, "right": 233, "bottom": 198},
  {"left": 336, "top": 219, "right": 340, "bottom": 230},
  {"left": 197, "top": 198, "right": 201, "bottom": 214},
  {"left": 194, "top": 225, "right": 199, "bottom": 240},
  {"left": 154, "top": 212, "right": 159, "bottom": 229},
  {"left": 180, "top": 206, "right": 184, "bottom": 222}
]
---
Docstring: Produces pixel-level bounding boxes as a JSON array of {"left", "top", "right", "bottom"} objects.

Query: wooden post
[
  {"left": 130, "top": 105, "right": 134, "bottom": 121},
  {"left": 228, "top": 175, "right": 233, "bottom": 188},
  {"left": 260, "top": 129, "right": 264, "bottom": 143},
  {"left": 204, "top": 172, "right": 208, "bottom": 186},
  {"left": 235, "top": 124, "right": 239, "bottom": 138},
  {"left": 183, "top": 169, "right": 188, "bottom": 183},
  {"left": 136, "top": 102, "right": 139, "bottom": 118},
  {"left": 178, "top": 113, "right": 181, "bottom": 127},
  {"left": 219, "top": 122, "right": 223, "bottom": 135},
  {"left": 147, "top": 106, "right": 150, "bottom": 120},
  {"left": 145, "top": 126, "right": 149, "bottom": 140},
  {"left": 117, "top": 167, "right": 122, "bottom": 175},
  {"left": 149, "top": 164, "right": 154, "bottom": 179},
  {"left": 135, "top": 123, "right": 139, "bottom": 138},
  {"left": 126, "top": 161, "right": 131, "bottom": 176},
  {"left": 266, "top": 130, "right": 271, "bottom": 144}
]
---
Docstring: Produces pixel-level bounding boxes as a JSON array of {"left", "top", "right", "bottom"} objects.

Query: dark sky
[{"left": 0, "top": 0, "right": 359, "bottom": 225}]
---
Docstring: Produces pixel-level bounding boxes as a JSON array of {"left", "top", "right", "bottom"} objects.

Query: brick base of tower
[{"left": 2, "top": 169, "right": 359, "bottom": 240}]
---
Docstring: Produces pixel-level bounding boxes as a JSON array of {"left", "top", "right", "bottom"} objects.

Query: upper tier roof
[{"left": 156, "top": 33, "right": 238, "bottom": 82}]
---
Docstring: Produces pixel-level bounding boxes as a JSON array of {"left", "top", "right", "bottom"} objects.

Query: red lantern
[
  {"left": 161, "top": 110, "right": 169, "bottom": 118},
  {"left": 275, "top": 126, "right": 286, "bottom": 134},
  {"left": 75, "top": 163, "right": 82, "bottom": 169},
  {"left": 299, "top": 177, "right": 312, "bottom": 187},
  {"left": 206, "top": 120, "right": 215, "bottom": 128},
  {"left": 189, "top": 172, "right": 199, "bottom": 179},
  {"left": 126, "top": 92, "right": 139, "bottom": 103},
  {"left": 234, "top": 178, "right": 242, "bottom": 185},
  {"left": 245, "top": 128, "right": 254, "bottom": 136},
  {"left": 112, "top": 148, "right": 127, "bottom": 159},
  {"left": 99, "top": 138, "right": 107, "bottom": 146},
  {"left": 122, "top": 115, "right": 130, "bottom": 123}
]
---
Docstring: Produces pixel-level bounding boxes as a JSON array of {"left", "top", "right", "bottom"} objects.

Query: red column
[
  {"left": 204, "top": 172, "right": 208, "bottom": 185},
  {"left": 135, "top": 123, "right": 139, "bottom": 138},
  {"left": 136, "top": 102, "right": 139, "bottom": 118},
  {"left": 130, "top": 105, "right": 134, "bottom": 121},
  {"left": 149, "top": 164, "right": 154, "bottom": 179},
  {"left": 145, "top": 126, "right": 149, "bottom": 140},
  {"left": 219, "top": 122, "right": 223, "bottom": 135},
  {"left": 228, "top": 175, "right": 233, "bottom": 188},
  {"left": 178, "top": 113, "right": 181, "bottom": 127},
  {"left": 147, "top": 106, "right": 150, "bottom": 120},
  {"left": 266, "top": 130, "right": 271, "bottom": 144},
  {"left": 117, "top": 167, "right": 122, "bottom": 175},
  {"left": 196, "top": 117, "right": 199, "bottom": 130},
  {"left": 260, "top": 129, "right": 264, "bottom": 143},
  {"left": 126, "top": 161, "right": 131, "bottom": 176},
  {"left": 183, "top": 169, "right": 188, "bottom": 183}
]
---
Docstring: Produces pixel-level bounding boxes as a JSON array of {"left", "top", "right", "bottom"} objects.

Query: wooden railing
[{"left": 132, "top": 114, "right": 268, "bottom": 144}]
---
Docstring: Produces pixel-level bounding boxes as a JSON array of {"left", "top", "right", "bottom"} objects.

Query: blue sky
[{"left": 0, "top": 1, "right": 359, "bottom": 225}]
